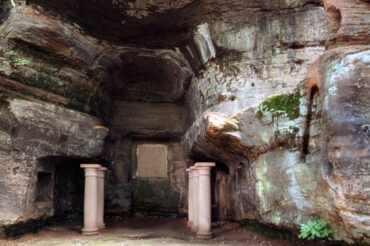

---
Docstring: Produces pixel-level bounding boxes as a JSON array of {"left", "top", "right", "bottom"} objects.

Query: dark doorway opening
[
  {"left": 211, "top": 162, "right": 231, "bottom": 221},
  {"left": 53, "top": 162, "right": 85, "bottom": 216},
  {"left": 37, "top": 156, "right": 94, "bottom": 219}
]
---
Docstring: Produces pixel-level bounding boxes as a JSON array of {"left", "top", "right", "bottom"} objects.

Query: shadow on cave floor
[{"left": 0, "top": 218, "right": 333, "bottom": 246}]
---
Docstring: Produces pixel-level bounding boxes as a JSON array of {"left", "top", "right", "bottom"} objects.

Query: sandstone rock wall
[
  {"left": 186, "top": 5, "right": 327, "bottom": 121},
  {"left": 0, "top": 97, "right": 107, "bottom": 229},
  {"left": 183, "top": 0, "right": 369, "bottom": 243},
  {"left": 313, "top": 46, "right": 370, "bottom": 242},
  {"left": 0, "top": 0, "right": 368, "bottom": 243}
]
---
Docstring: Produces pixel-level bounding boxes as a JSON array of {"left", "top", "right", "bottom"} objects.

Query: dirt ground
[{"left": 0, "top": 218, "right": 319, "bottom": 246}]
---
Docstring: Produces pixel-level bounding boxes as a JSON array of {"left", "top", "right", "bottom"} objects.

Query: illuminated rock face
[
  {"left": 0, "top": 0, "right": 369, "bottom": 243},
  {"left": 313, "top": 47, "right": 370, "bottom": 242},
  {"left": 183, "top": 47, "right": 369, "bottom": 243}
]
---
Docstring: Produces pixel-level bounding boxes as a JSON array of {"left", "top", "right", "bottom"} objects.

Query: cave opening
[
  {"left": 1, "top": 0, "right": 368, "bottom": 244},
  {"left": 37, "top": 156, "right": 99, "bottom": 221},
  {"left": 53, "top": 161, "right": 85, "bottom": 218}
]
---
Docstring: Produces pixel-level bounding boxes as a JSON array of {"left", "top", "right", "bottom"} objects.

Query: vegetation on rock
[
  {"left": 257, "top": 89, "right": 301, "bottom": 120},
  {"left": 298, "top": 220, "right": 332, "bottom": 241},
  {"left": 0, "top": 50, "right": 31, "bottom": 67}
]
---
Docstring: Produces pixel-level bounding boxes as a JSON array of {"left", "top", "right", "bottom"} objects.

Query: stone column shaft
[
  {"left": 186, "top": 168, "right": 193, "bottom": 227},
  {"left": 195, "top": 162, "right": 215, "bottom": 239},
  {"left": 80, "top": 164, "right": 101, "bottom": 235},
  {"left": 190, "top": 166, "right": 199, "bottom": 232},
  {"left": 97, "top": 167, "right": 107, "bottom": 229}
]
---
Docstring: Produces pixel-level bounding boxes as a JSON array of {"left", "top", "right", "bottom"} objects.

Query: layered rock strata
[{"left": 0, "top": 0, "right": 368, "bottom": 243}]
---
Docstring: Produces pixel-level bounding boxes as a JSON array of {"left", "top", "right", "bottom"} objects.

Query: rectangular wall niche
[
  {"left": 136, "top": 144, "right": 167, "bottom": 178},
  {"left": 35, "top": 172, "right": 53, "bottom": 202}
]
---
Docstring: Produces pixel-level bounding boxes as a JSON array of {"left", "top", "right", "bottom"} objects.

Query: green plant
[
  {"left": 5, "top": 51, "right": 15, "bottom": 56},
  {"left": 14, "top": 58, "right": 31, "bottom": 66},
  {"left": 0, "top": 50, "right": 31, "bottom": 67},
  {"left": 298, "top": 220, "right": 332, "bottom": 240}
]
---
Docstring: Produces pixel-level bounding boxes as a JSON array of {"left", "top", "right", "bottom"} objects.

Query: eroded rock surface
[
  {"left": 0, "top": 0, "right": 368, "bottom": 243},
  {"left": 0, "top": 97, "right": 108, "bottom": 228}
]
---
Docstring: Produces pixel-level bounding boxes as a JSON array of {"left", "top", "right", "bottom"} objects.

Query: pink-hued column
[
  {"left": 186, "top": 168, "right": 193, "bottom": 227},
  {"left": 97, "top": 167, "right": 107, "bottom": 229},
  {"left": 190, "top": 166, "right": 199, "bottom": 232},
  {"left": 80, "top": 164, "right": 101, "bottom": 235},
  {"left": 195, "top": 162, "right": 215, "bottom": 239}
]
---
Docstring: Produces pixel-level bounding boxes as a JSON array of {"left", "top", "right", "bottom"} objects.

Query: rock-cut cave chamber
[{"left": 0, "top": 0, "right": 369, "bottom": 244}]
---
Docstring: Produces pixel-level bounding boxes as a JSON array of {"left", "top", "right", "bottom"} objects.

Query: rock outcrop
[
  {"left": 0, "top": 97, "right": 108, "bottom": 228},
  {"left": 182, "top": 0, "right": 369, "bottom": 243},
  {"left": 0, "top": 0, "right": 368, "bottom": 243}
]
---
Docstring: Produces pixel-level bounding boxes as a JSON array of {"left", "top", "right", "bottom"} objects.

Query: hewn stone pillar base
[
  {"left": 196, "top": 231, "right": 213, "bottom": 239},
  {"left": 81, "top": 228, "right": 99, "bottom": 236},
  {"left": 81, "top": 164, "right": 101, "bottom": 236}
]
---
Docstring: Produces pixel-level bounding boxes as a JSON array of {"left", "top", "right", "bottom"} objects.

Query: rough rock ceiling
[
  {"left": 108, "top": 48, "right": 193, "bottom": 102},
  {"left": 28, "top": 0, "right": 322, "bottom": 47},
  {"left": 0, "top": 0, "right": 329, "bottom": 113}
]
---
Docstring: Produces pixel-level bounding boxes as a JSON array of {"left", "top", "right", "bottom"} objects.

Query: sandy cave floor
[{"left": 0, "top": 218, "right": 320, "bottom": 246}]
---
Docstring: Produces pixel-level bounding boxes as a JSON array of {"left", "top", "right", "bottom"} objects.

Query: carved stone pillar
[
  {"left": 80, "top": 164, "right": 101, "bottom": 235},
  {"left": 195, "top": 162, "right": 215, "bottom": 239},
  {"left": 97, "top": 167, "right": 107, "bottom": 229},
  {"left": 186, "top": 168, "right": 193, "bottom": 227},
  {"left": 190, "top": 166, "right": 199, "bottom": 232}
]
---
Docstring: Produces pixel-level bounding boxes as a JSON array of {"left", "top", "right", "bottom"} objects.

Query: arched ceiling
[{"left": 107, "top": 48, "right": 193, "bottom": 102}]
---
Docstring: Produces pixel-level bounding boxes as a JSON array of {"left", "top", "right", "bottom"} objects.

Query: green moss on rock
[{"left": 257, "top": 90, "right": 301, "bottom": 120}]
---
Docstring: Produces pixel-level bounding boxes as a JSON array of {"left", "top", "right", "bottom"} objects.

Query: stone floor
[{"left": 0, "top": 218, "right": 319, "bottom": 246}]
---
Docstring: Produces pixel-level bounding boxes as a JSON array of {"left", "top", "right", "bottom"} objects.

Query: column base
[
  {"left": 191, "top": 225, "right": 198, "bottom": 232},
  {"left": 196, "top": 231, "right": 213, "bottom": 240},
  {"left": 81, "top": 228, "right": 99, "bottom": 236},
  {"left": 187, "top": 221, "right": 193, "bottom": 227},
  {"left": 98, "top": 224, "right": 106, "bottom": 229}
]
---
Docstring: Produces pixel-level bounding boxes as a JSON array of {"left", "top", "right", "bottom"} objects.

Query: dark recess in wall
[
  {"left": 35, "top": 172, "right": 53, "bottom": 202},
  {"left": 53, "top": 163, "right": 85, "bottom": 216},
  {"left": 302, "top": 86, "right": 319, "bottom": 156},
  {"left": 211, "top": 162, "right": 231, "bottom": 221},
  {"left": 0, "top": 0, "right": 11, "bottom": 25}
]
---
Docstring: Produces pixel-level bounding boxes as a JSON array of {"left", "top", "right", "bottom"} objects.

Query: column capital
[
  {"left": 195, "top": 162, "right": 215, "bottom": 177},
  {"left": 97, "top": 167, "right": 108, "bottom": 177},
  {"left": 81, "top": 164, "right": 102, "bottom": 169},
  {"left": 186, "top": 169, "right": 194, "bottom": 178},
  {"left": 197, "top": 168, "right": 211, "bottom": 176},
  {"left": 195, "top": 162, "right": 215, "bottom": 167},
  {"left": 190, "top": 166, "right": 199, "bottom": 177},
  {"left": 81, "top": 164, "right": 101, "bottom": 177}
]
